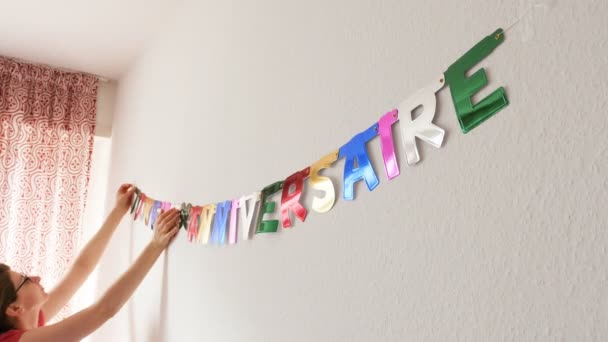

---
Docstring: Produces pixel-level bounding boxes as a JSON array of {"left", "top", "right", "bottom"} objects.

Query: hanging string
[{"left": 497, "top": 1, "right": 553, "bottom": 39}]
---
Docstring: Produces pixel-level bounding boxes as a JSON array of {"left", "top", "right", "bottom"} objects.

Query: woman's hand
[
  {"left": 114, "top": 183, "right": 136, "bottom": 215},
  {"left": 151, "top": 208, "right": 180, "bottom": 249}
]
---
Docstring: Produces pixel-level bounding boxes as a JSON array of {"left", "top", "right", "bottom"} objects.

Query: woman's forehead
[{"left": 8, "top": 270, "right": 21, "bottom": 284}]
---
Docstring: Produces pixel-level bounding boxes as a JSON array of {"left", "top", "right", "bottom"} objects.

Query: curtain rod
[{"left": 3, "top": 55, "right": 111, "bottom": 83}]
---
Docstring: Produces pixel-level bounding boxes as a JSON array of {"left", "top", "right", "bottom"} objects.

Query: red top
[{"left": 0, "top": 310, "right": 45, "bottom": 342}]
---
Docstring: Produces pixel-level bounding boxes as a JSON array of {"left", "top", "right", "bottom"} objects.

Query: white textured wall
[
  {"left": 96, "top": 1, "right": 608, "bottom": 341},
  {"left": 95, "top": 81, "right": 117, "bottom": 137}
]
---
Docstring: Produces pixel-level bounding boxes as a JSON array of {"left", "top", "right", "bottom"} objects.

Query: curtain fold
[{"left": 0, "top": 56, "right": 98, "bottom": 317}]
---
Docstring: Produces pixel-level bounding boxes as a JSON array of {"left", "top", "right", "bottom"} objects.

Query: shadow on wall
[{"left": 134, "top": 252, "right": 170, "bottom": 342}]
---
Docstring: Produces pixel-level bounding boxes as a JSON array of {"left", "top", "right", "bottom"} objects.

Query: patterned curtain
[{"left": 0, "top": 57, "right": 98, "bottom": 314}]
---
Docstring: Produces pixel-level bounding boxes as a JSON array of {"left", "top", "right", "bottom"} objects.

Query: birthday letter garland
[{"left": 130, "top": 28, "right": 510, "bottom": 245}]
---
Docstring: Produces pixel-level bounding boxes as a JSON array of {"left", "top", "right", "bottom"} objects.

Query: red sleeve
[
  {"left": 0, "top": 310, "right": 45, "bottom": 341},
  {"left": 0, "top": 329, "right": 24, "bottom": 342},
  {"left": 38, "top": 310, "right": 45, "bottom": 327}
]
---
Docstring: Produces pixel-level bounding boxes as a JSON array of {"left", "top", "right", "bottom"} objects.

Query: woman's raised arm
[
  {"left": 42, "top": 184, "right": 135, "bottom": 321},
  {"left": 22, "top": 208, "right": 180, "bottom": 342}
]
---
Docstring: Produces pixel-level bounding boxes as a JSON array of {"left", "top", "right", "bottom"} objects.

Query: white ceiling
[{"left": 0, "top": 0, "right": 183, "bottom": 80}]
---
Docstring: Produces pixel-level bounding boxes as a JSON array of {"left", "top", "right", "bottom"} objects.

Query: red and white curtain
[{"left": 0, "top": 57, "right": 98, "bottom": 303}]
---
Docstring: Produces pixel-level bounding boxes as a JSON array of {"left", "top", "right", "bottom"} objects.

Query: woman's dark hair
[{"left": 0, "top": 263, "right": 17, "bottom": 333}]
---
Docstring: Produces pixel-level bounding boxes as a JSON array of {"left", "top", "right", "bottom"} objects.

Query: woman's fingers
[
  {"left": 156, "top": 208, "right": 179, "bottom": 228},
  {"left": 163, "top": 214, "right": 180, "bottom": 232},
  {"left": 164, "top": 223, "right": 180, "bottom": 242},
  {"left": 118, "top": 183, "right": 132, "bottom": 193},
  {"left": 168, "top": 225, "right": 180, "bottom": 240},
  {"left": 150, "top": 208, "right": 182, "bottom": 246},
  {"left": 124, "top": 186, "right": 135, "bottom": 197},
  {"left": 155, "top": 210, "right": 170, "bottom": 227},
  {"left": 160, "top": 208, "right": 178, "bottom": 221},
  {"left": 163, "top": 211, "right": 180, "bottom": 228}
]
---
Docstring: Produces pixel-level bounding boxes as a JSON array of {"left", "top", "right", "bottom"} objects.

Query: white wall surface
[
  {"left": 95, "top": 81, "right": 117, "bottom": 137},
  {"left": 96, "top": 1, "right": 608, "bottom": 341}
]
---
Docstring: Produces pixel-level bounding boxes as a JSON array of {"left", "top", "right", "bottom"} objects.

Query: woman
[{"left": 0, "top": 184, "right": 180, "bottom": 342}]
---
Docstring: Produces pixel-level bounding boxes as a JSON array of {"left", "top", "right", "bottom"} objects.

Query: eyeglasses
[{"left": 15, "top": 275, "right": 31, "bottom": 293}]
